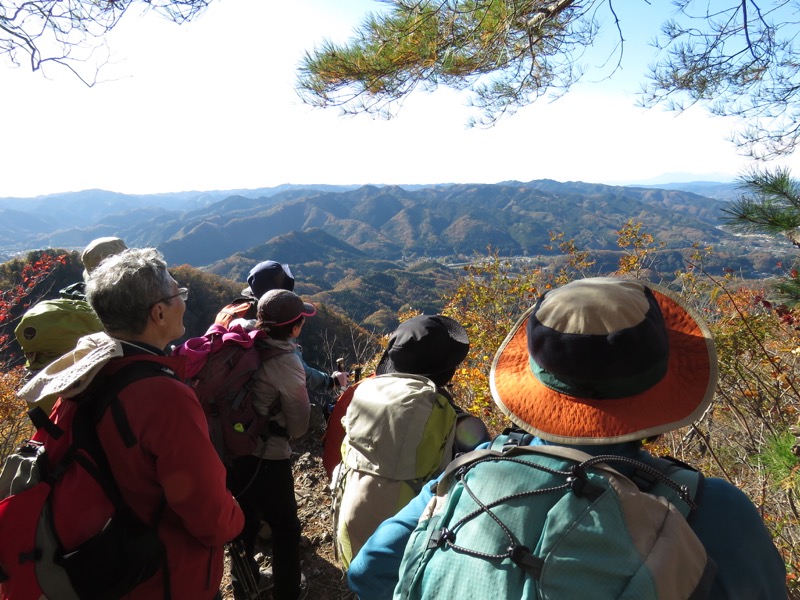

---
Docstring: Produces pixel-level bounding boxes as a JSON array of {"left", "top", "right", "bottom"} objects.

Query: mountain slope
[
  {"left": 153, "top": 182, "right": 729, "bottom": 266},
  {"left": 1, "top": 179, "right": 780, "bottom": 284}
]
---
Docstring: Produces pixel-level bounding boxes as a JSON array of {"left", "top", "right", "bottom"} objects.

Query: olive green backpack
[
  {"left": 332, "top": 373, "right": 457, "bottom": 570},
  {"left": 15, "top": 299, "right": 103, "bottom": 371}
]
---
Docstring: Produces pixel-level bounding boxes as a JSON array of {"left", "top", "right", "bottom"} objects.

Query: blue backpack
[{"left": 394, "top": 434, "right": 716, "bottom": 600}]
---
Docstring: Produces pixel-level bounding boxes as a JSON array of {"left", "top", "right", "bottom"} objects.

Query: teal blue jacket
[{"left": 348, "top": 439, "right": 787, "bottom": 600}]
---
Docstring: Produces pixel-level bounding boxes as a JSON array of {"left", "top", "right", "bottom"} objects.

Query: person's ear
[{"left": 149, "top": 302, "right": 166, "bottom": 325}]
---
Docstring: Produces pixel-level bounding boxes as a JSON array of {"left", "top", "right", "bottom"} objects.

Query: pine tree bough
[{"left": 296, "top": 0, "right": 800, "bottom": 159}]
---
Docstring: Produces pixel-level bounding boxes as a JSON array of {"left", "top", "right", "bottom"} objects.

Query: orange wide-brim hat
[{"left": 490, "top": 277, "right": 718, "bottom": 444}]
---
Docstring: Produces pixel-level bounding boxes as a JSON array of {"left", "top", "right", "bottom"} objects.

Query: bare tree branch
[{"left": 0, "top": 0, "right": 210, "bottom": 82}]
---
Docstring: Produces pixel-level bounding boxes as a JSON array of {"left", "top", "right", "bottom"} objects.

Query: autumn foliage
[
  {"left": 440, "top": 224, "right": 800, "bottom": 591},
  {"left": 0, "top": 252, "right": 66, "bottom": 458},
  {"left": 1, "top": 228, "right": 799, "bottom": 591}
]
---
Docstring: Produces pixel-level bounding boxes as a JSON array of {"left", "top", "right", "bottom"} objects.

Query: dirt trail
[{"left": 220, "top": 429, "right": 356, "bottom": 600}]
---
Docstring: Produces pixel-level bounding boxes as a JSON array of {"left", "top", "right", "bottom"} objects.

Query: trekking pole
[
  {"left": 336, "top": 357, "right": 347, "bottom": 382},
  {"left": 228, "top": 539, "right": 261, "bottom": 600},
  {"left": 337, "top": 357, "right": 363, "bottom": 384},
  {"left": 324, "top": 357, "right": 349, "bottom": 421}
]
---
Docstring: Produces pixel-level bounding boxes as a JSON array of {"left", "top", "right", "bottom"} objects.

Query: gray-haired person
[{"left": 20, "top": 247, "right": 244, "bottom": 600}]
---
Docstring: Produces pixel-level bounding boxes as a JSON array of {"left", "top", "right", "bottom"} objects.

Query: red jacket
[{"left": 48, "top": 352, "right": 244, "bottom": 600}]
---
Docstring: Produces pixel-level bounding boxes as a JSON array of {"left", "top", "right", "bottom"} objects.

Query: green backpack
[
  {"left": 332, "top": 373, "right": 457, "bottom": 570},
  {"left": 394, "top": 437, "right": 716, "bottom": 600},
  {"left": 15, "top": 298, "right": 104, "bottom": 371}
]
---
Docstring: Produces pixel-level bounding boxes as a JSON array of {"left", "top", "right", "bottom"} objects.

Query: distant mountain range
[
  {"left": 0, "top": 184, "right": 358, "bottom": 252},
  {"left": 0, "top": 179, "right": 740, "bottom": 238},
  {"left": 0, "top": 179, "right": 741, "bottom": 258},
  {"left": 3, "top": 178, "right": 790, "bottom": 331},
  {"left": 629, "top": 180, "right": 742, "bottom": 201},
  {"left": 0, "top": 178, "right": 783, "bottom": 275}
]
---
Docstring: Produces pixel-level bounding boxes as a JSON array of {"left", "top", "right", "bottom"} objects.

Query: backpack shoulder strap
[
  {"left": 505, "top": 445, "right": 703, "bottom": 515},
  {"left": 68, "top": 360, "right": 178, "bottom": 485},
  {"left": 238, "top": 342, "right": 294, "bottom": 426},
  {"left": 27, "top": 360, "right": 177, "bottom": 445},
  {"left": 69, "top": 360, "right": 176, "bottom": 599},
  {"left": 490, "top": 428, "right": 534, "bottom": 451},
  {"left": 82, "top": 360, "right": 178, "bottom": 445},
  {"left": 632, "top": 454, "right": 705, "bottom": 519},
  {"left": 438, "top": 441, "right": 703, "bottom": 514},
  {"left": 28, "top": 404, "right": 64, "bottom": 439},
  {"left": 434, "top": 447, "right": 503, "bottom": 495},
  {"left": 488, "top": 429, "right": 704, "bottom": 514},
  {"left": 255, "top": 342, "right": 293, "bottom": 362}
]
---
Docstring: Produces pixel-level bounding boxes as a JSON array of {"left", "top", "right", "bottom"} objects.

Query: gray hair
[{"left": 85, "top": 247, "right": 176, "bottom": 335}]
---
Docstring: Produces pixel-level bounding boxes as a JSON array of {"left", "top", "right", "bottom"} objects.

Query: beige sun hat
[{"left": 81, "top": 237, "right": 128, "bottom": 279}]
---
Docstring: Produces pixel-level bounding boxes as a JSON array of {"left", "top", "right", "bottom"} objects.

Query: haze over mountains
[
  {"left": 0, "top": 178, "right": 786, "bottom": 279},
  {"left": 0, "top": 179, "right": 741, "bottom": 255},
  {"left": 3, "top": 178, "right": 790, "bottom": 330}
]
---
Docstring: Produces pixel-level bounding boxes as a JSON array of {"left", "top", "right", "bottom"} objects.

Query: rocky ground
[{"left": 220, "top": 412, "right": 356, "bottom": 600}]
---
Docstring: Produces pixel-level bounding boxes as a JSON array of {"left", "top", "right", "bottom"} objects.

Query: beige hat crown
[{"left": 81, "top": 237, "right": 128, "bottom": 276}]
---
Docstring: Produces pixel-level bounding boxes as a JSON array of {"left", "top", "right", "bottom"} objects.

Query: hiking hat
[
  {"left": 257, "top": 289, "right": 315, "bottom": 327},
  {"left": 490, "top": 277, "right": 718, "bottom": 445},
  {"left": 245, "top": 261, "right": 295, "bottom": 297},
  {"left": 81, "top": 237, "right": 128, "bottom": 279},
  {"left": 376, "top": 315, "right": 470, "bottom": 387}
]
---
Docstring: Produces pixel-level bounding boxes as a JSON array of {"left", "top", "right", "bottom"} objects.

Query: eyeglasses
[{"left": 150, "top": 287, "right": 189, "bottom": 308}]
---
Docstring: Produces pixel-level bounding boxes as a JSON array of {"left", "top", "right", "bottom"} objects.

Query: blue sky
[{"left": 3, "top": 0, "right": 800, "bottom": 198}]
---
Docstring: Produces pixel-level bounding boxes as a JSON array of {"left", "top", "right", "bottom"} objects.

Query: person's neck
[
  {"left": 119, "top": 339, "right": 166, "bottom": 356},
  {"left": 110, "top": 330, "right": 169, "bottom": 354}
]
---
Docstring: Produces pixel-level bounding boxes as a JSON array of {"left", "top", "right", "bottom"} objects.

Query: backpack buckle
[
  {"left": 428, "top": 527, "right": 456, "bottom": 549},
  {"left": 499, "top": 428, "right": 534, "bottom": 452},
  {"left": 567, "top": 465, "right": 605, "bottom": 501},
  {"left": 508, "top": 545, "right": 543, "bottom": 578}
]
